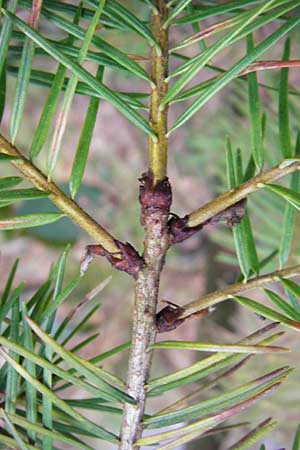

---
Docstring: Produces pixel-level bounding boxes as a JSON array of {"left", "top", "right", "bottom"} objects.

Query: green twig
[
  {"left": 187, "top": 159, "right": 300, "bottom": 228},
  {"left": 179, "top": 265, "right": 300, "bottom": 318},
  {"left": 148, "top": 0, "right": 169, "bottom": 184},
  {"left": 0, "top": 134, "right": 120, "bottom": 254}
]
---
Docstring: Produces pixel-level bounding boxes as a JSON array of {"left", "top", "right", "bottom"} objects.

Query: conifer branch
[
  {"left": 178, "top": 265, "right": 300, "bottom": 319},
  {"left": 0, "top": 133, "right": 120, "bottom": 255}
]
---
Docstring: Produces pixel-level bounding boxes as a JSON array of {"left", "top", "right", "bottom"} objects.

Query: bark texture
[{"left": 120, "top": 172, "right": 171, "bottom": 449}]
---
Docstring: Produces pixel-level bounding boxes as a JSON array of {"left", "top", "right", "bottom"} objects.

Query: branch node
[
  {"left": 139, "top": 170, "right": 172, "bottom": 225},
  {"left": 81, "top": 241, "right": 144, "bottom": 278},
  {"left": 156, "top": 300, "right": 213, "bottom": 332},
  {"left": 168, "top": 199, "right": 247, "bottom": 245},
  {"left": 168, "top": 215, "right": 202, "bottom": 244}
]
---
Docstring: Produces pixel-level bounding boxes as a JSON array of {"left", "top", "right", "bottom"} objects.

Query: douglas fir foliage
[{"left": 0, "top": 1, "right": 300, "bottom": 449}]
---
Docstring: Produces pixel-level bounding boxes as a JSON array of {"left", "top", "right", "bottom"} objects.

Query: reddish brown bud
[
  {"left": 139, "top": 170, "right": 172, "bottom": 224},
  {"left": 168, "top": 215, "right": 202, "bottom": 244},
  {"left": 156, "top": 301, "right": 213, "bottom": 333},
  {"left": 209, "top": 199, "right": 247, "bottom": 226},
  {"left": 168, "top": 199, "right": 247, "bottom": 245},
  {"left": 112, "top": 240, "right": 145, "bottom": 276},
  {"left": 81, "top": 240, "right": 144, "bottom": 278},
  {"left": 156, "top": 302, "right": 185, "bottom": 332}
]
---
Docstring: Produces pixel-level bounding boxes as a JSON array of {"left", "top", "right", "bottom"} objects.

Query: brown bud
[
  {"left": 156, "top": 301, "right": 185, "bottom": 333},
  {"left": 168, "top": 215, "right": 202, "bottom": 244},
  {"left": 81, "top": 240, "right": 144, "bottom": 278},
  {"left": 139, "top": 170, "right": 172, "bottom": 225},
  {"left": 156, "top": 301, "right": 214, "bottom": 333},
  {"left": 168, "top": 199, "right": 247, "bottom": 245},
  {"left": 209, "top": 199, "right": 247, "bottom": 226},
  {"left": 112, "top": 240, "right": 145, "bottom": 276}
]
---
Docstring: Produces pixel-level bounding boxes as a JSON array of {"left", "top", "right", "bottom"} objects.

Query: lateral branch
[
  {"left": 178, "top": 265, "right": 300, "bottom": 319},
  {"left": 168, "top": 159, "right": 300, "bottom": 244},
  {"left": 0, "top": 134, "right": 143, "bottom": 275}
]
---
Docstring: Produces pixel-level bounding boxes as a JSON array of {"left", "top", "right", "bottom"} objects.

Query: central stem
[
  {"left": 148, "top": 1, "right": 169, "bottom": 184},
  {"left": 119, "top": 2, "right": 169, "bottom": 449}
]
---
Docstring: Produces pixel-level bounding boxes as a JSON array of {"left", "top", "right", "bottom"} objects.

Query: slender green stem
[
  {"left": 179, "top": 265, "right": 300, "bottom": 318},
  {"left": 148, "top": 0, "right": 168, "bottom": 184},
  {"left": 0, "top": 134, "right": 120, "bottom": 254},
  {"left": 187, "top": 159, "right": 300, "bottom": 227}
]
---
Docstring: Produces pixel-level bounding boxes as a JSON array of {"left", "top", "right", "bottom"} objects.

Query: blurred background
[{"left": 1, "top": 1, "right": 300, "bottom": 448}]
